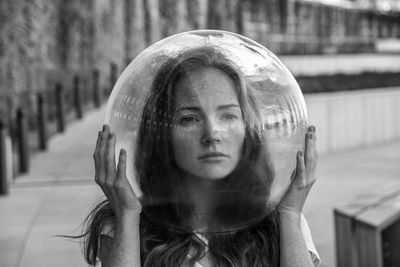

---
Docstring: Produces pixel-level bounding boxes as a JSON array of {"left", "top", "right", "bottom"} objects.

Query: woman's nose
[{"left": 201, "top": 119, "right": 222, "bottom": 145}]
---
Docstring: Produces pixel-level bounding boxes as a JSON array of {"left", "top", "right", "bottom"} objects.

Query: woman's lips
[{"left": 198, "top": 152, "right": 229, "bottom": 160}]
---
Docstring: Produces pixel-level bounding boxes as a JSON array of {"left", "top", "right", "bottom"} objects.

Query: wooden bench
[{"left": 334, "top": 187, "right": 400, "bottom": 267}]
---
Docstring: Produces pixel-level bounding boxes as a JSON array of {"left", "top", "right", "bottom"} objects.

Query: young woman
[{"left": 85, "top": 47, "right": 320, "bottom": 266}]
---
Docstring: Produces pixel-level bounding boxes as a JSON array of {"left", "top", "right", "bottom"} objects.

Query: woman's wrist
[
  {"left": 116, "top": 210, "right": 141, "bottom": 227},
  {"left": 278, "top": 208, "right": 302, "bottom": 222}
]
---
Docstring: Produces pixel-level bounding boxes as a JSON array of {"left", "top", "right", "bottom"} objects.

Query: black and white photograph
[{"left": 1, "top": 0, "right": 400, "bottom": 266}]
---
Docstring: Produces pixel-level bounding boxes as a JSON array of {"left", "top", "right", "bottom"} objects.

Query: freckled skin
[{"left": 172, "top": 68, "right": 246, "bottom": 180}]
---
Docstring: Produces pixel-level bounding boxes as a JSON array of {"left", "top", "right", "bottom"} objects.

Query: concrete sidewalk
[
  {"left": 304, "top": 140, "right": 400, "bottom": 266},
  {"left": 0, "top": 106, "right": 106, "bottom": 267},
  {"left": 0, "top": 105, "right": 399, "bottom": 267}
]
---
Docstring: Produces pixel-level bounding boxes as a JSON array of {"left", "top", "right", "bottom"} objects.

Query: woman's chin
[
  {"left": 178, "top": 166, "right": 234, "bottom": 181},
  {"left": 191, "top": 170, "right": 232, "bottom": 180}
]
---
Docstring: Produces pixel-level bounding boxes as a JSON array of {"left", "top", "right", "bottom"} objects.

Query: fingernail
[
  {"left": 298, "top": 151, "right": 303, "bottom": 157},
  {"left": 102, "top": 124, "right": 107, "bottom": 131},
  {"left": 310, "top": 125, "right": 316, "bottom": 132}
]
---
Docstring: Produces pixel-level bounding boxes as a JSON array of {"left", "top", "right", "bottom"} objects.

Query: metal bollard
[
  {"left": 55, "top": 83, "right": 65, "bottom": 133},
  {"left": 0, "top": 119, "right": 9, "bottom": 195},
  {"left": 109, "top": 63, "right": 118, "bottom": 94},
  {"left": 82, "top": 76, "right": 88, "bottom": 105},
  {"left": 37, "top": 93, "right": 48, "bottom": 150},
  {"left": 73, "top": 76, "right": 83, "bottom": 119},
  {"left": 17, "top": 108, "right": 29, "bottom": 173},
  {"left": 92, "top": 69, "right": 101, "bottom": 108}
]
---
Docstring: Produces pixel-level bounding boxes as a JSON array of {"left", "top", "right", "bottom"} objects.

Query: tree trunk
[
  {"left": 125, "top": 0, "right": 146, "bottom": 64},
  {"left": 143, "top": 0, "right": 161, "bottom": 45}
]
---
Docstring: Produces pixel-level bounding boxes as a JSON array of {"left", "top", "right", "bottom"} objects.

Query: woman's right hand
[{"left": 94, "top": 124, "right": 142, "bottom": 218}]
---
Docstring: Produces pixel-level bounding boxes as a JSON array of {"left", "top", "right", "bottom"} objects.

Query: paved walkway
[
  {"left": 0, "top": 107, "right": 105, "bottom": 267},
  {"left": 0, "top": 105, "right": 399, "bottom": 267}
]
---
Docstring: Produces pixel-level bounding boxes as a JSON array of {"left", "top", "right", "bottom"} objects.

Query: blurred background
[{"left": 0, "top": 0, "right": 400, "bottom": 266}]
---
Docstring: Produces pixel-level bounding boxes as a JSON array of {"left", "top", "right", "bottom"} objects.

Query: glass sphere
[{"left": 105, "top": 30, "right": 307, "bottom": 232}]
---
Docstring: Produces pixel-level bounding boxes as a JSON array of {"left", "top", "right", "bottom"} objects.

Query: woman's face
[{"left": 172, "top": 67, "right": 246, "bottom": 180}]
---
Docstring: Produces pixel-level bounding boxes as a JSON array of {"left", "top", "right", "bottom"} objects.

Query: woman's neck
[{"left": 180, "top": 173, "right": 218, "bottom": 231}]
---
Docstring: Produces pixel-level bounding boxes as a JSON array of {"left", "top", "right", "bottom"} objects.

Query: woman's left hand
[{"left": 277, "top": 125, "right": 318, "bottom": 216}]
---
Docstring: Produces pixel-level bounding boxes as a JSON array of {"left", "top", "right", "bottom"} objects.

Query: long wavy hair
[{"left": 79, "top": 47, "right": 279, "bottom": 267}]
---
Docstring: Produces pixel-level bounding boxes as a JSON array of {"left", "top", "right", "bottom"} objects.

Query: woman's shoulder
[{"left": 300, "top": 213, "right": 321, "bottom": 267}]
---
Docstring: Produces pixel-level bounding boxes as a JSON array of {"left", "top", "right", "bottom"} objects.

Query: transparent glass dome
[{"left": 105, "top": 30, "right": 307, "bottom": 232}]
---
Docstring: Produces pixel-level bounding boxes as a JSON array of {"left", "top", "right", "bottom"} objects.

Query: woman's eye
[
  {"left": 179, "top": 116, "right": 200, "bottom": 124},
  {"left": 221, "top": 113, "right": 239, "bottom": 120}
]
